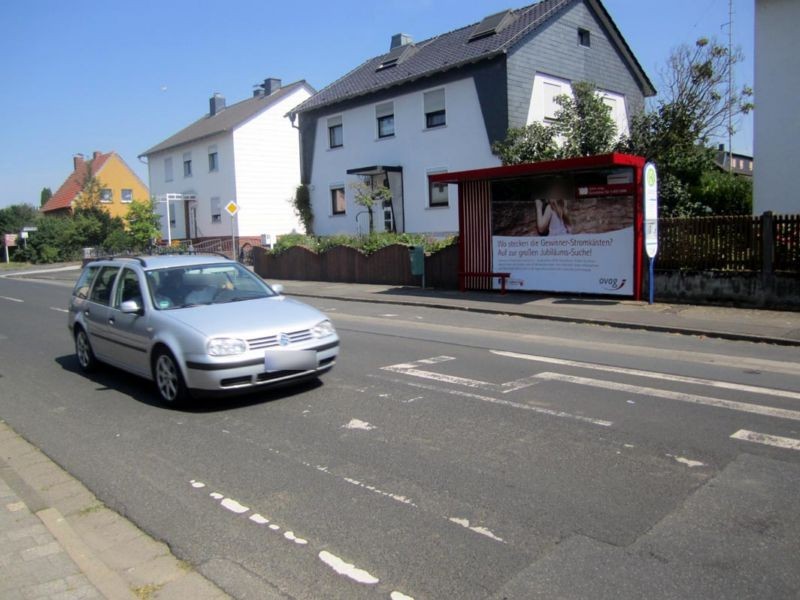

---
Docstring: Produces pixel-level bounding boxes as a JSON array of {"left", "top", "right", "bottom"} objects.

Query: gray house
[{"left": 290, "top": 0, "right": 655, "bottom": 237}]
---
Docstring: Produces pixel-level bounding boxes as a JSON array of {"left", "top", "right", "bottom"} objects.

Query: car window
[
  {"left": 88, "top": 266, "right": 120, "bottom": 306},
  {"left": 146, "top": 263, "right": 274, "bottom": 309},
  {"left": 114, "top": 268, "right": 143, "bottom": 309},
  {"left": 73, "top": 266, "right": 100, "bottom": 299}
]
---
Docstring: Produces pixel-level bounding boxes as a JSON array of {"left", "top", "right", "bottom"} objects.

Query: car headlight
[
  {"left": 207, "top": 337, "right": 247, "bottom": 356},
  {"left": 311, "top": 320, "right": 335, "bottom": 339}
]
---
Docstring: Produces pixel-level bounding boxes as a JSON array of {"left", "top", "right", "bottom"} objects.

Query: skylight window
[
  {"left": 376, "top": 44, "right": 416, "bottom": 72},
  {"left": 468, "top": 9, "right": 514, "bottom": 42}
]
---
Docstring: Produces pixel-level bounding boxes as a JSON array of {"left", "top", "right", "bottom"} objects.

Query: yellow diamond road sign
[{"left": 224, "top": 201, "right": 239, "bottom": 216}]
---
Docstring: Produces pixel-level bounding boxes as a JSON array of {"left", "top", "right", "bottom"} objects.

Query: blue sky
[{"left": 0, "top": 0, "right": 754, "bottom": 208}]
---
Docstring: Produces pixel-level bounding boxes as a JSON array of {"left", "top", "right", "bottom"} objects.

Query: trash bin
[{"left": 408, "top": 246, "right": 425, "bottom": 288}]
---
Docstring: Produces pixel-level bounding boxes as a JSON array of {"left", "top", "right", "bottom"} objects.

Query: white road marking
[
  {"left": 535, "top": 372, "right": 800, "bottom": 422},
  {"left": 448, "top": 517, "right": 505, "bottom": 543},
  {"left": 668, "top": 455, "right": 705, "bottom": 468},
  {"left": 373, "top": 374, "right": 612, "bottom": 427},
  {"left": 221, "top": 498, "right": 249, "bottom": 514},
  {"left": 249, "top": 514, "right": 269, "bottom": 524},
  {"left": 730, "top": 429, "right": 800, "bottom": 450},
  {"left": 492, "top": 350, "right": 800, "bottom": 401},
  {"left": 318, "top": 550, "right": 379, "bottom": 585},
  {"left": 284, "top": 531, "right": 308, "bottom": 545},
  {"left": 343, "top": 419, "right": 376, "bottom": 431},
  {"left": 342, "top": 477, "right": 416, "bottom": 507},
  {"left": 0, "top": 296, "right": 23, "bottom": 303},
  {"left": 383, "top": 356, "right": 541, "bottom": 394},
  {"left": 269, "top": 524, "right": 280, "bottom": 531},
  {"left": 49, "top": 307, "right": 69, "bottom": 313},
  {"left": 190, "top": 480, "right": 206, "bottom": 489},
  {"left": 391, "top": 592, "right": 415, "bottom": 600},
  {"left": 209, "top": 492, "right": 223, "bottom": 499},
  {"left": 380, "top": 313, "right": 399, "bottom": 317}
]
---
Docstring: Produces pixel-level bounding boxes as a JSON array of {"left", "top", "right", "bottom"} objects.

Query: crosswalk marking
[
  {"left": 382, "top": 356, "right": 541, "bottom": 394},
  {"left": 491, "top": 350, "right": 800, "bottom": 401},
  {"left": 730, "top": 429, "right": 800, "bottom": 450},
  {"left": 535, "top": 372, "right": 800, "bottom": 422}
]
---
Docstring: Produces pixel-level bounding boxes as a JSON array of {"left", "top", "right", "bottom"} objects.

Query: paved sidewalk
[
  {"left": 5, "top": 263, "right": 800, "bottom": 345},
  {"left": 0, "top": 421, "right": 230, "bottom": 600},
  {"left": 270, "top": 279, "right": 800, "bottom": 346}
]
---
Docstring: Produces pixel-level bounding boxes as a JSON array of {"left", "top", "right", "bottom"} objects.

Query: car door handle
[
  {"left": 108, "top": 318, "right": 115, "bottom": 325},
  {"left": 84, "top": 310, "right": 91, "bottom": 317}
]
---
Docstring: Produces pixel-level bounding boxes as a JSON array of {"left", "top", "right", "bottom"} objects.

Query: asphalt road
[{"left": 1, "top": 274, "right": 799, "bottom": 599}]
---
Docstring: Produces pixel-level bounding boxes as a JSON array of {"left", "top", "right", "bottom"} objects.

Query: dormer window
[
  {"left": 376, "top": 44, "right": 416, "bottom": 72},
  {"left": 468, "top": 9, "right": 514, "bottom": 42}
]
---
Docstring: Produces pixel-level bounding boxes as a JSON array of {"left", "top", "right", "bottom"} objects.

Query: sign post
[
  {"left": 643, "top": 162, "right": 659, "bottom": 305},
  {"left": 225, "top": 201, "right": 239, "bottom": 260}
]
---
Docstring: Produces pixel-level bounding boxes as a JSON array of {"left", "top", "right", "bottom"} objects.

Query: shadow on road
[{"left": 55, "top": 355, "right": 324, "bottom": 414}]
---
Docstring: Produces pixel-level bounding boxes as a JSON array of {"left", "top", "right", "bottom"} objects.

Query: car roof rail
[{"left": 107, "top": 255, "right": 148, "bottom": 267}]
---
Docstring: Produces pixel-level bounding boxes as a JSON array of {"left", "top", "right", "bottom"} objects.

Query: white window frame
[
  {"left": 208, "top": 145, "right": 219, "bottom": 172},
  {"left": 183, "top": 152, "right": 192, "bottom": 178},
  {"left": 376, "top": 102, "right": 395, "bottom": 139},
  {"left": 100, "top": 188, "right": 113, "bottom": 203},
  {"left": 210, "top": 196, "right": 221, "bottom": 223},
  {"left": 327, "top": 115, "right": 343, "bottom": 149},
  {"left": 423, "top": 88, "right": 446, "bottom": 129},
  {"left": 121, "top": 188, "right": 133, "bottom": 203},
  {"left": 330, "top": 185, "right": 346, "bottom": 216},
  {"left": 426, "top": 168, "right": 450, "bottom": 208}
]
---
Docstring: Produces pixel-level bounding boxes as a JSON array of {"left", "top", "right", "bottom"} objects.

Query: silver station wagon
[{"left": 68, "top": 255, "right": 339, "bottom": 404}]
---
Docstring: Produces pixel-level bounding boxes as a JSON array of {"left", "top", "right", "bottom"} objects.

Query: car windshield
[{"left": 146, "top": 263, "right": 277, "bottom": 310}]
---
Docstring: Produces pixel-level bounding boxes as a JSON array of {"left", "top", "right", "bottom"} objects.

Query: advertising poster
[{"left": 491, "top": 168, "right": 636, "bottom": 295}]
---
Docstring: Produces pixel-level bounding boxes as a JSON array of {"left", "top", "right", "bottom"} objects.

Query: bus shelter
[{"left": 429, "top": 153, "right": 647, "bottom": 299}]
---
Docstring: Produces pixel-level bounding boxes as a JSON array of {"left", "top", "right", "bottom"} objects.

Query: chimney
[
  {"left": 390, "top": 33, "right": 413, "bottom": 50},
  {"left": 73, "top": 153, "right": 84, "bottom": 171},
  {"left": 263, "top": 78, "right": 282, "bottom": 95},
  {"left": 209, "top": 93, "right": 226, "bottom": 116},
  {"left": 92, "top": 150, "right": 102, "bottom": 160}
]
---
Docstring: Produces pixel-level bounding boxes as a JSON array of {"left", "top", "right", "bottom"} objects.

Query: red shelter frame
[{"left": 430, "top": 153, "right": 647, "bottom": 300}]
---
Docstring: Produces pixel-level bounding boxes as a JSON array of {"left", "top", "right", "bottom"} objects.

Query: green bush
[{"left": 270, "top": 231, "right": 457, "bottom": 256}]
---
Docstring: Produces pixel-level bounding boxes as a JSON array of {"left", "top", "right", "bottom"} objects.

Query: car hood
[{"left": 164, "top": 296, "right": 329, "bottom": 338}]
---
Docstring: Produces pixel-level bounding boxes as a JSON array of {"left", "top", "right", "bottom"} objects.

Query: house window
[
  {"left": 330, "top": 187, "right": 346, "bottom": 215},
  {"left": 208, "top": 146, "right": 218, "bottom": 172},
  {"left": 121, "top": 189, "right": 133, "bottom": 203},
  {"left": 328, "top": 116, "right": 343, "bottom": 148},
  {"left": 543, "top": 81, "right": 564, "bottom": 121},
  {"left": 376, "top": 102, "right": 395, "bottom": 138},
  {"left": 578, "top": 28, "right": 591, "bottom": 47},
  {"left": 427, "top": 170, "right": 449, "bottom": 207},
  {"left": 183, "top": 152, "right": 192, "bottom": 177},
  {"left": 100, "top": 188, "right": 113, "bottom": 203},
  {"left": 164, "top": 157, "right": 173, "bottom": 182},
  {"left": 424, "top": 89, "right": 446, "bottom": 128},
  {"left": 210, "top": 197, "right": 221, "bottom": 223}
]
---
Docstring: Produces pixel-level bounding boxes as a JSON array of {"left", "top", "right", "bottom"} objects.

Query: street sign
[
  {"left": 643, "top": 162, "right": 658, "bottom": 259},
  {"left": 225, "top": 201, "right": 239, "bottom": 217}
]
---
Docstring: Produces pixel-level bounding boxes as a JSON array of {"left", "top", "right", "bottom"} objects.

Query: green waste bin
[{"left": 408, "top": 246, "right": 425, "bottom": 278}]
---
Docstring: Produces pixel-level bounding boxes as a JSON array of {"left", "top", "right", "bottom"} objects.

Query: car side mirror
[
  {"left": 120, "top": 299, "right": 144, "bottom": 315},
  {"left": 271, "top": 284, "right": 284, "bottom": 295}
]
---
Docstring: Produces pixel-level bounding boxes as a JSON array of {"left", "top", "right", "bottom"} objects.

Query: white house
[
  {"left": 753, "top": 0, "right": 799, "bottom": 215},
  {"left": 290, "top": 0, "right": 654, "bottom": 237},
  {"left": 140, "top": 78, "right": 314, "bottom": 245}
]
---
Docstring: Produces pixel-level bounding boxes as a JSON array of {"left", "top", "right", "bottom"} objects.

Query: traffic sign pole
[{"left": 225, "top": 201, "right": 239, "bottom": 260}]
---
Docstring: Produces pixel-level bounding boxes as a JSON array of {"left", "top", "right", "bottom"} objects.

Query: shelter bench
[{"left": 458, "top": 271, "right": 511, "bottom": 295}]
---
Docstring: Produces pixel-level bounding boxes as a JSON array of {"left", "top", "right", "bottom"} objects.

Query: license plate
[{"left": 264, "top": 350, "right": 317, "bottom": 373}]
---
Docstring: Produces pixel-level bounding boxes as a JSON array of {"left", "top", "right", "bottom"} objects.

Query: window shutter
[
  {"left": 424, "top": 89, "right": 445, "bottom": 113},
  {"left": 376, "top": 102, "right": 393, "bottom": 118},
  {"left": 327, "top": 115, "right": 342, "bottom": 128}
]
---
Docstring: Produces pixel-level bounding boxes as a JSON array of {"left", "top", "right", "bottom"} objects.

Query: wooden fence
[{"left": 657, "top": 213, "right": 799, "bottom": 273}]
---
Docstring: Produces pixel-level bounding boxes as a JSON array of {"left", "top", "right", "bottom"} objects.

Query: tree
[
  {"left": 493, "top": 81, "right": 616, "bottom": 165},
  {"left": 73, "top": 161, "right": 105, "bottom": 210},
  {"left": 618, "top": 37, "right": 754, "bottom": 215},
  {"left": 40, "top": 187, "right": 52, "bottom": 207},
  {"left": 291, "top": 184, "right": 313, "bottom": 235},
  {"left": 0, "top": 204, "right": 39, "bottom": 234},
  {"left": 351, "top": 179, "right": 392, "bottom": 235},
  {"left": 691, "top": 170, "right": 752, "bottom": 215},
  {"left": 553, "top": 81, "right": 617, "bottom": 158},
  {"left": 125, "top": 198, "right": 162, "bottom": 250}
]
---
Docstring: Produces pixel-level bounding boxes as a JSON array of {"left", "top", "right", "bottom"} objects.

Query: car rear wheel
[
  {"left": 75, "top": 328, "right": 98, "bottom": 373},
  {"left": 153, "top": 349, "right": 189, "bottom": 405}
]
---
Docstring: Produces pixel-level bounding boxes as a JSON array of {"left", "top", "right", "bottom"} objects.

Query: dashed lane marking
[
  {"left": 730, "top": 429, "right": 800, "bottom": 450},
  {"left": 0, "top": 296, "right": 23, "bottom": 303},
  {"left": 492, "top": 350, "right": 800, "bottom": 401},
  {"left": 49, "top": 307, "right": 69, "bottom": 313},
  {"left": 535, "top": 372, "right": 800, "bottom": 422}
]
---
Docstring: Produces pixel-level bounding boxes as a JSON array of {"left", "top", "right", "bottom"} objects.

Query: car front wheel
[
  {"left": 153, "top": 349, "right": 190, "bottom": 405},
  {"left": 75, "top": 328, "right": 98, "bottom": 373}
]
